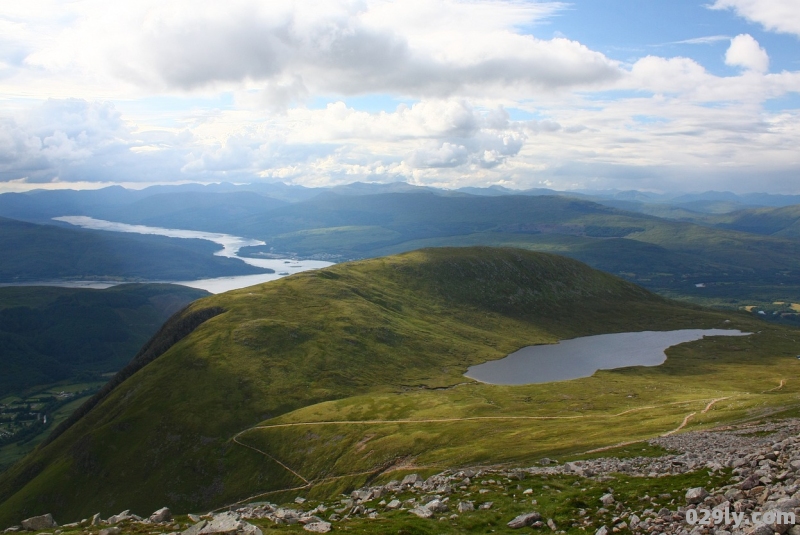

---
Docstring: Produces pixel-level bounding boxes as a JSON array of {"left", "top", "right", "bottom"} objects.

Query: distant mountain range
[{"left": 3, "top": 182, "right": 800, "bottom": 307}]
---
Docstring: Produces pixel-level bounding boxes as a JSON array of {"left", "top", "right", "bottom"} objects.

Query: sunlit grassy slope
[{"left": 0, "top": 247, "right": 793, "bottom": 525}]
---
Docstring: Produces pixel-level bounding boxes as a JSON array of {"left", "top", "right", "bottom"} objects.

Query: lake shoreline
[{"left": 465, "top": 329, "right": 751, "bottom": 385}]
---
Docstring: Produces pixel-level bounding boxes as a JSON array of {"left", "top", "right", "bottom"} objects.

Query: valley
[
  {"left": 1, "top": 247, "right": 798, "bottom": 528},
  {"left": 3, "top": 188, "right": 800, "bottom": 532}
]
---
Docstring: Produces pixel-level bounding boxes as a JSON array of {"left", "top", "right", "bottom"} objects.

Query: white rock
[{"left": 303, "top": 521, "right": 332, "bottom": 533}]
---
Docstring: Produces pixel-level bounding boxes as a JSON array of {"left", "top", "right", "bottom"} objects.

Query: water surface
[
  {"left": 465, "top": 329, "right": 750, "bottom": 385},
  {"left": 38, "top": 216, "right": 335, "bottom": 293}
]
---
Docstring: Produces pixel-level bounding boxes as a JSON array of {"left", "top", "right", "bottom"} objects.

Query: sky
[{"left": 0, "top": 0, "right": 798, "bottom": 193}]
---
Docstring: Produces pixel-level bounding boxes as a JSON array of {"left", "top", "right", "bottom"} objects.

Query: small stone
[
  {"left": 401, "top": 474, "right": 421, "bottom": 487},
  {"left": 385, "top": 500, "right": 401, "bottom": 510},
  {"left": 547, "top": 518, "right": 557, "bottom": 531},
  {"left": 595, "top": 526, "right": 608, "bottom": 535},
  {"left": 600, "top": 494, "right": 615, "bottom": 506},
  {"left": 409, "top": 507, "right": 433, "bottom": 519},
  {"left": 98, "top": 528, "right": 120, "bottom": 535},
  {"left": 685, "top": 487, "right": 709, "bottom": 504},
  {"left": 302, "top": 522, "right": 332, "bottom": 533},
  {"left": 523, "top": 489, "right": 533, "bottom": 495},
  {"left": 295, "top": 497, "right": 306, "bottom": 505},
  {"left": 479, "top": 502, "right": 494, "bottom": 510},
  {"left": 457, "top": 501, "right": 474, "bottom": 513},
  {"left": 149, "top": 508, "right": 173, "bottom": 523}
]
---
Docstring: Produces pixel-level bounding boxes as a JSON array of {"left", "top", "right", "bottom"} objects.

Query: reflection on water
[
  {"left": 465, "top": 329, "right": 751, "bottom": 385},
  {"left": 38, "top": 216, "right": 335, "bottom": 294}
]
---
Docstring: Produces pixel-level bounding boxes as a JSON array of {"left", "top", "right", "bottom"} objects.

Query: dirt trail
[
  {"left": 232, "top": 432, "right": 310, "bottom": 485},
  {"left": 701, "top": 397, "right": 730, "bottom": 413},
  {"left": 764, "top": 379, "right": 787, "bottom": 393},
  {"left": 227, "top": 395, "right": 745, "bottom": 510}
]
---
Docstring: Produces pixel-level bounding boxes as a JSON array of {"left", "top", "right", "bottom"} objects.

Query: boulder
[
  {"left": 149, "top": 507, "right": 172, "bottom": 523},
  {"left": 90, "top": 514, "right": 102, "bottom": 527},
  {"left": 595, "top": 526, "right": 608, "bottom": 535},
  {"left": 303, "top": 522, "right": 331, "bottom": 533},
  {"left": 107, "top": 511, "right": 135, "bottom": 525},
  {"left": 686, "top": 487, "right": 709, "bottom": 504},
  {"left": 401, "top": 474, "right": 421, "bottom": 487},
  {"left": 507, "top": 512, "right": 542, "bottom": 529},
  {"left": 741, "top": 475, "right": 762, "bottom": 490},
  {"left": 409, "top": 507, "right": 434, "bottom": 519},
  {"left": 198, "top": 512, "right": 244, "bottom": 535},
  {"left": 423, "top": 499, "right": 447, "bottom": 513},
  {"left": 385, "top": 500, "right": 401, "bottom": 510},
  {"left": 457, "top": 501, "right": 474, "bottom": 513},
  {"left": 182, "top": 520, "right": 208, "bottom": 535},
  {"left": 21, "top": 514, "right": 57, "bottom": 531},
  {"left": 241, "top": 524, "right": 262, "bottom": 535}
]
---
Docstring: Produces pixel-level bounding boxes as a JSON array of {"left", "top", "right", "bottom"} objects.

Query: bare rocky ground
[{"left": 7, "top": 418, "right": 800, "bottom": 534}]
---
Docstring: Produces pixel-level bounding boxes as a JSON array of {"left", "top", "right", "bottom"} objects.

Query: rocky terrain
[{"left": 6, "top": 418, "right": 800, "bottom": 534}]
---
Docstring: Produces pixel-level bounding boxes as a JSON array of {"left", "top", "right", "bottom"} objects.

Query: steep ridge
[{"left": 0, "top": 248, "right": 746, "bottom": 523}]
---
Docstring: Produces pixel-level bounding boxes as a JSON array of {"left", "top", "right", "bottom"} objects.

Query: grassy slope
[
  {"left": 0, "top": 217, "right": 266, "bottom": 282},
  {"left": 0, "top": 284, "right": 209, "bottom": 398},
  {"left": 0, "top": 247, "right": 778, "bottom": 525}
]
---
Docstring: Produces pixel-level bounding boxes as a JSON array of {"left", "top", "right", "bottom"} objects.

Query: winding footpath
[{"left": 229, "top": 394, "right": 756, "bottom": 503}]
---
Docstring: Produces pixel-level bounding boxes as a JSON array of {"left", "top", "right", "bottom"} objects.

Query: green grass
[{"left": 0, "top": 247, "right": 792, "bottom": 526}]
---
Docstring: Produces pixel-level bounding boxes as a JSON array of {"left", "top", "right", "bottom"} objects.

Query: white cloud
[
  {"left": 0, "top": 99, "right": 187, "bottom": 183},
  {"left": 1, "top": 1, "right": 800, "bottom": 193},
  {"left": 0, "top": 0, "right": 620, "bottom": 103},
  {"left": 711, "top": 0, "right": 800, "bottom": 37},
  {"left": 725, "top": 34, "right": 770, "bottom": 73},
  {"left": 663, "top": 35, "right": 731, "bottom": 45}
]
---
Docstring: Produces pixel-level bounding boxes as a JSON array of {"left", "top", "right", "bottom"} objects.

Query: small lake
[
  {"left": 464, "top": 329, "right": 751, "bottom": 385},
  {"left": 30, "top": 216, "right": 335, "bottom": 294}
]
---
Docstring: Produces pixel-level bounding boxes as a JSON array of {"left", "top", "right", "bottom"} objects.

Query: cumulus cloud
[
  {"left": 2, "top": 0, "right": 620, "bottom": 103},
  {"left": 711, "top": 0, "right": 800, "bottom": 37},
  {"left": 725, "top": 34, "right": 770, "bottom": 73},
  {"left": 0, "top": 99, "right": 186, "bottom": 183},
  {"left": 1, "top": 1, "right": 800, "bottom": 193}
]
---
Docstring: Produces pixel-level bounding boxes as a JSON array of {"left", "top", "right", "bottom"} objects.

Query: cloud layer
[{"left": 0, "top": 0, "right": 799, "bottom": 193}]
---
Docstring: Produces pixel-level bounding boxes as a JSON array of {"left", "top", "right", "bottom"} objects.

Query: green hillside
[
  {"left": 0, "top": 284, "right": 209, "bottom": 398},
  {"left": 1, "top": 247, "right": 793, "bottom": 526},
  {"left": 0, "top": 217, "right": 267, "bottom": 282}
]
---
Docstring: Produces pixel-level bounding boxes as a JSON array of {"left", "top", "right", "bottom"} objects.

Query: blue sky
[{"left": 0, "top": 0, "right": 798, "bottom": 193}]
